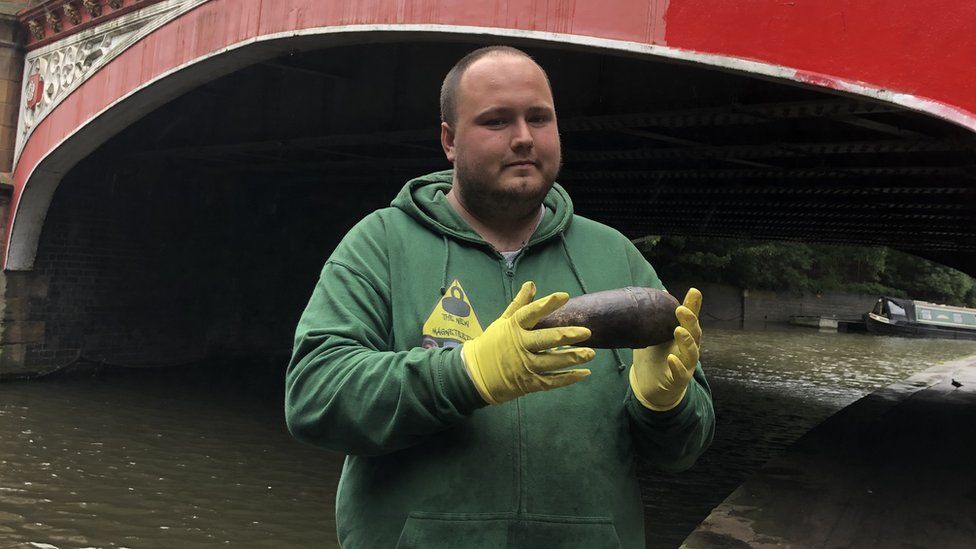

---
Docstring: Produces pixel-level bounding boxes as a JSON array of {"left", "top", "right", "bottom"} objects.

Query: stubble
[{"left": 453, "top": 153, "right": 560, "bottom": 224}]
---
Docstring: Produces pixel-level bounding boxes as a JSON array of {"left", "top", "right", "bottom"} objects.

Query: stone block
[
  {"left": 0, "top": 19, "right": 20, "bottom": 43},
  {"left": 0, "top": 121, "right": 14, "bottom": 138},
  {"left": 3, "top": 272, "right": 49, "bottom": 298},
  {"left": 2, "top": 297, "right": 29, "bottom": 320},
  {"left": 0, "top": 44, "right": 17, "bottom": 62},
  {"left": 0, "top": 342, "right": 27, "bottom": 373},
  {"left": 0, "top": 320, "right": 45, "bottom": 343},
  {"left": 0, "top": 79, "right": 19, "bottom": 105},
  {"left": 0, "top": 53, "right": 21, "bottom": 81},
  {"left": 0, "top": 126, "right": 13, "bottom": 152},
  {"left": 0, "top": 100, "right": 16, "bottom": 127}
]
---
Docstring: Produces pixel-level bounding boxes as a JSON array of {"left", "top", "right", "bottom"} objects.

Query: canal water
[{"left": 2, "top": 328, "right": 976, "bottom": 548}]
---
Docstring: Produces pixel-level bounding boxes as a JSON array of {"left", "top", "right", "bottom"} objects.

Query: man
[{"left": 286, "top": 46, "right": 714, "bottom": 548}]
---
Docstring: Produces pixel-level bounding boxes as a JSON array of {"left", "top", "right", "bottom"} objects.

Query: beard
[{"left": 453, "top": 153, "right": 561, "bottom": 223}]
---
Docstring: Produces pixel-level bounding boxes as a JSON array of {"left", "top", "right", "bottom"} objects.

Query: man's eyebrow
[
  {"left": 474, "top": 106, "right": 514, "bottom": 117},
  {"left": 474, "top": 104, "right": 554, "bottom": 117}
]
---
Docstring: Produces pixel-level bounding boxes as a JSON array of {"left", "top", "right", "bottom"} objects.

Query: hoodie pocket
[
  {"left": 395, "top": 512, "right": 621, "bottom": 549},
  {"left": 515, "top": 514, "right": 622, "bottom": 548},
  {"left": 395, "top": 512, "right": 510, "bottom": 548}
]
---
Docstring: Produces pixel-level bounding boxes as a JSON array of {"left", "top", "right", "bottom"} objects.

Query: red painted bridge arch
[{"left": 7, "top": 0, "right": 976, "bottom": 270}]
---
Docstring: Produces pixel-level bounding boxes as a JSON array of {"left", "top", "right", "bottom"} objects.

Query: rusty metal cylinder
[{"left": 534, "top": 287, "right": 680, "bottom": 348}]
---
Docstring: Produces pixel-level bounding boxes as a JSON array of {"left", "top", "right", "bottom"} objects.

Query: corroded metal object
[{"left": 535, "top": 287, "right": 680, "bottom": 348}]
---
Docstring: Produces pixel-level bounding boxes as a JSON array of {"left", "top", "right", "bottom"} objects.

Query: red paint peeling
[{"left": 793, "top": 70, "right": 843, "bottom": 91}]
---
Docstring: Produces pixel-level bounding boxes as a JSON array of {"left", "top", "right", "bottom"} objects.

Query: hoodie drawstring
[
  {"left": 440, "top": 235, "right": 450, "bottom": 295},
  {"left": 559, "top": 234, "right": 627, "bottom": 373}
]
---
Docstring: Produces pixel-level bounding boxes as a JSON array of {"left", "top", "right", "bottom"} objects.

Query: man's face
[{"left": 441, "top": 54, "right": 561, "bottom": 219}]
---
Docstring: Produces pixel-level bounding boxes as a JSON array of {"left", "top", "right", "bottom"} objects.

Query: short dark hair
[{"left": 439, "top": 46, "right": 550, "bottom": 126}]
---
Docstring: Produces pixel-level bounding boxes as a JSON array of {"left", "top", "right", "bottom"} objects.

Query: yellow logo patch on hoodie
[{"left": 421, "top": 279, "right": 484, "bottom": 349}]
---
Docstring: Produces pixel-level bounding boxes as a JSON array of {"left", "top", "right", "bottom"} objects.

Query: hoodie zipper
[{"left": 503, "top": 249, "right": 530, "bottom": 516}]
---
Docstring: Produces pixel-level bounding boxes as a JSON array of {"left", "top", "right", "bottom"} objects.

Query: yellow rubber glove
[
  {"left": 630, "top": 288, "right": 703, "bottom": 411},
  {"left": 461, "top": 281, "right": 596, "bottom": 405}
]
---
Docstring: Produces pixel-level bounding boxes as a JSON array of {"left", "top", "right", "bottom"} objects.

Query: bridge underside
[
  {"left": 96, "top": 41, "right": 976, "bottom": 275},
  {"left": 5, "top": 38, "right": 975, "bottom": 378}
]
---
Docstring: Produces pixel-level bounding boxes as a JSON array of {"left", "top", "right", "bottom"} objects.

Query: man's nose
[{"left": 510, "top": 118, "right": 534, "bottom": 150}]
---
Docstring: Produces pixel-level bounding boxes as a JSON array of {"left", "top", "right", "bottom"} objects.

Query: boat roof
[
  {"left": 912, "top": 300, "right": 976, "bottom": 314},
  {"left": 880, "top": 295, "right": 976, "bottom": 314}
]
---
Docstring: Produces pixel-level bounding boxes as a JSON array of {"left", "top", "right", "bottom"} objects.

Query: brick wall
[
  {"left": 5, "top": 160, "right": 885, "bottom": 377},
  {"left": 741, "top": 289, "right": 878, "bottom": 329},
  {"left": 1, "top": 163, "right": 881, "bottom": 377},
  {"left": 665, "top": 280, "right": 879, "bottom": 331},
  {"left": 2, "top": 156, "right": 398, "bottom": 376},
  {"left": 664, "top": 281, "right": 745, "bottom": 330}
]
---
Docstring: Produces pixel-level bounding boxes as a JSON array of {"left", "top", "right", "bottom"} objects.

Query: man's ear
[{"left": 440, "top": 122, "right": 456, "bottom": 163}]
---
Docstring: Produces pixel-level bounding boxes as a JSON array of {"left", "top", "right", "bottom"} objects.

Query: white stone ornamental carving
[{"left": 15, "top": 0, "right": 211, "bottom": 165}]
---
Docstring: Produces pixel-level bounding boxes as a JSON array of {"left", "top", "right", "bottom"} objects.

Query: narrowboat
[{"left": 864, "top": 297, "right": 976, "bottom": 340}]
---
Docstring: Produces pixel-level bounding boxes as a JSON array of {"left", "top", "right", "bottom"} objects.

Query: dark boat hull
[{"left": 863, "top": 314, "right": 976, "bottom": 341}]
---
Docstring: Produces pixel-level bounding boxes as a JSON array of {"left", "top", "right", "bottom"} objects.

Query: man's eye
[
  {"left": 483, "top": 119, "right": 505, "bottom": 127},
  {"left": 528, "top": 115, "right": 550, "bottom": 125}
]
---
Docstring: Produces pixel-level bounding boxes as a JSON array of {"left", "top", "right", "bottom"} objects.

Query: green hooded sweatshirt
[{"left": 286, "top": 171, "right": 714, "bottom": 548}]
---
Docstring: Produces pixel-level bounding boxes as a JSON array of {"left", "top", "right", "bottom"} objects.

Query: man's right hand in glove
[{"left": 461, "top": 281, "right": 596, "bottom": 405}]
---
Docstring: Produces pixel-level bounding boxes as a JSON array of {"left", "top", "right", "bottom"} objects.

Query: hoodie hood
[{"left": 391, "top": 170, "right": 574, "bottom": 249}]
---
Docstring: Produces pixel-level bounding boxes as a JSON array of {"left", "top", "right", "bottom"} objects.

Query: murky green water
[
  {"left": 641, "top": 328, "right": 976, "bottom": 548},
  {"left": 2, "top": 328, "right": 975, "bottom": 548}
]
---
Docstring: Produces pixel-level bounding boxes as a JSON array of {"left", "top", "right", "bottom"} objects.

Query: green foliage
[
  {"left": 638, "top": 236, "right": 976, "bottom": 307},
  {"left": 880, "top": 249, "right": 976, "bottom": 306},
  {"left": 728, "top": 242, "right": 816, "bottom": 293}
]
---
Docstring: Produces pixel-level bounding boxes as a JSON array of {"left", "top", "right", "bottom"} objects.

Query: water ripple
[{"left": 2, "top": 328, "right": 975, "bottom": 548}]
